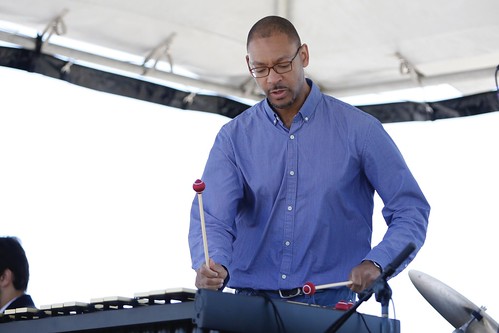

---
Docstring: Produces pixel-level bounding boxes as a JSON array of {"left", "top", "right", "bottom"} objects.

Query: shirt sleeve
[
  {"left": 188, "top": 127, "right": 242, "bottom": 271},
  {"left": 361, "top": 120, "right": 430, "bottom": 276}
]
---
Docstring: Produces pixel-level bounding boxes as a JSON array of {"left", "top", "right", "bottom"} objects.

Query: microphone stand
[
  {"left": 324, "top": 242, "right": 416, "bottom": 333},
  {"left": 452, "top": 309, "right": 483, "bottom": 333},
  {"left": 372, "top": 276, "right": 392, "bottom": 333}
]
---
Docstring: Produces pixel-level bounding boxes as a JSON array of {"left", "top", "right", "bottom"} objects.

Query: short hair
[
  {"left": 0, "top": 237, "right": 30, "bottom": 291},
  {"left": 246, "top": 16, "right": 302, "bottom": 50}
]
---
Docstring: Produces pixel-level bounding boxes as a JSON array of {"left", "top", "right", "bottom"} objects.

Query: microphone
[
  {"left": 381, "top": 242, "right": 416, "bottom": 278},
  {"left": 358, "top": 242, "right": 416, "bottom": 300},
  {"left": 325, "top": 242, "right": 417, "bottom": 333}
]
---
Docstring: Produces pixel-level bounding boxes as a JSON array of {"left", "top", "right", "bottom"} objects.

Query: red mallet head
[
  {"left": 193, "top": 179, "right": 206, "bottom": 193},
  {"left": 302, "top": 281, "right": 316, "bottom": 295}
]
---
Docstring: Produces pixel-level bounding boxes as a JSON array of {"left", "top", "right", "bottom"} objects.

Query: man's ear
[
  {"left": 300, "top": 43, "right": 310, "bottom": 68},
  {"left": 0, "top": 269, "right": 13, "bottom": 287}
]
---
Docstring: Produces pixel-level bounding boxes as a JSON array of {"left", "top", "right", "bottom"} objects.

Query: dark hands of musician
[
  {"left": 348, "top": 260, "right": 382, "bottom": 293},
  {"left": 195, "top": 258, "right": 228, "bottom": 290}
]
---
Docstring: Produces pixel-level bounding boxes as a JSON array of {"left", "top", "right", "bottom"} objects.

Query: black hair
[
  {"left": 0, "top": 236, "right": 30, "bottom": 291},
  {"left": 246, "top": 16, "right": 301, "bottom": 50}
]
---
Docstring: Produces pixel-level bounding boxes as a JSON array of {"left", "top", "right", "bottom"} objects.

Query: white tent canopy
[{"left": 1, "top": 0, "right": 498, "bottom": 104}]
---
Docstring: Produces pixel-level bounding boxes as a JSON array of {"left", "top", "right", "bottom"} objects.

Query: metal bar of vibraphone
[
  {"left": 1, "top": 289, "right": 400, "bottom": 333},
  {"left": 0, "top": 301, "right": 195, "bottom": 333}
]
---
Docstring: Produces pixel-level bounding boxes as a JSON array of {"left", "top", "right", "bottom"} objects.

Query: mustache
[{"left": 268, "top": 85, "right": 288, "bottom": 93}]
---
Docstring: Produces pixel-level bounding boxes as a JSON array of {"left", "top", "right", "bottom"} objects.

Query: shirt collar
[{"left": 0, "top": 295, "right": 19, "bottom": 313}]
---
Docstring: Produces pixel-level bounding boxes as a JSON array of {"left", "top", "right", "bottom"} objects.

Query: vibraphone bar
[
  {"left": 0, "top": 288, "right": 197, "bottom": 333},
  {"left": 0, "top": 288, "right": 400, "bottom": 333}
]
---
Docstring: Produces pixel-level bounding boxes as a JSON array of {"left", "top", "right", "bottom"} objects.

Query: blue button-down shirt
[{"left": 189, "top": 80, "right": 430, "bottom": 290}]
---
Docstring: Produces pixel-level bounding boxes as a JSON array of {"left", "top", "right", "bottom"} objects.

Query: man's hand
[
  {"left": 348, "top": 260, "right": 382, "bottom": 293},
  {"left": 195, "top": 258, "right": 228, "bottom": 290}
]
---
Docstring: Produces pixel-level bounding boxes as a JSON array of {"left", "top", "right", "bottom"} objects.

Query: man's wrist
[
  {"left": 370, "top": 260, "right": 383, "bottom": 272},
  {"left": 363, "top": 259, "right": 382, "bottom": 272},
  {"left": 219, "top": 265, "right": 230, "bottom": 290}
]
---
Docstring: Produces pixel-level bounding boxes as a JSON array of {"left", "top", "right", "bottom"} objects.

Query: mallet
[
  {"left": 193, "top": 179, "right": 209, "bottom": 267},
  {"left": 302, "top": 280, "right": 353, "bottom": 295}
]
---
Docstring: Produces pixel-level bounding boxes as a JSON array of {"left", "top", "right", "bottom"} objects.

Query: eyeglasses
[{"left": 248, "top": 46, "right": 302, "bottom": 78}]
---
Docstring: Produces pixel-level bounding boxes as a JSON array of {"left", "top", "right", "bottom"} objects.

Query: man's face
[{"left": 246, "top": 33, "right": 308, "bottom": 112}]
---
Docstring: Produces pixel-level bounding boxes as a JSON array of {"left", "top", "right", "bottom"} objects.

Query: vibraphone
[
  {"left": 0, "top": 288, "right": 400, "bottom": 333},
  {"left": 0, "top": 287, "right": 196, "bottom": 333}
]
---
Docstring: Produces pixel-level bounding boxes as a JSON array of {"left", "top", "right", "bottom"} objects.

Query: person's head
[
  {"left": 0, "top": 237, "right": 30, "bottom": 292},
  {"left": 246, "top": 16, "right": 310, "bottom": 114}
]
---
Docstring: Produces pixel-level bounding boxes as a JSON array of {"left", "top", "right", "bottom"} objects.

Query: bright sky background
[{"left": 1, "top": 65, "right": 498, "bottom": 332}]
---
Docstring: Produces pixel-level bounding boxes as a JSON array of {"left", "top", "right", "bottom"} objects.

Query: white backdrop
[{"left": 1, "top": 66, "right": 498, "bottom": 332}]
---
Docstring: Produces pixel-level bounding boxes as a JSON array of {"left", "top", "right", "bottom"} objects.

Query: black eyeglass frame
[{"left": 248, "top": 45, "right": 302, "bottom": 78}]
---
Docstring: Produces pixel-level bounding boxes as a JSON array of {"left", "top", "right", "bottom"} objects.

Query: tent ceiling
[{"left": 0, "top": 0, "right": 498, "bottom": 102}]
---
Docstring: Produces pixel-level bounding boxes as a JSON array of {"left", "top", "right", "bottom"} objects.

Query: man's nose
[{"left": 266, "top": 67, "right": 282, "bottom": 83}]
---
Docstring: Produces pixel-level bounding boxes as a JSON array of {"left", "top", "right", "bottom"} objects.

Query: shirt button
[
  {"left": 287, "top": 206, "right": 292, "bottom": 211},
  {"left": 285, "top": 241, "right": 290, "bottom": 246},
  {"left": 290, "top": 134, "right": 295, "bottom": 140},
  {"left": 281, "top": 274, "right": 287, "bottom": 280},
  {"left": 304, "top": 117, "right": 309, "bottom": 121},
  {"left": 289, "top": 170, "right": 295, "bottom": 176}
]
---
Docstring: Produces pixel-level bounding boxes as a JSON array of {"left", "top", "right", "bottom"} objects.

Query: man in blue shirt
[{"left": 189, "top": 16, "right": 430, "bottom": 306}]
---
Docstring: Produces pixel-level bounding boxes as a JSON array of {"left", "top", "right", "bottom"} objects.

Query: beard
[
  {"left": 266, "top": 85, "right": 296, "bottom": 110},
  {"left": 270, "top": 99, "right": 295, "bottom": 110}
]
